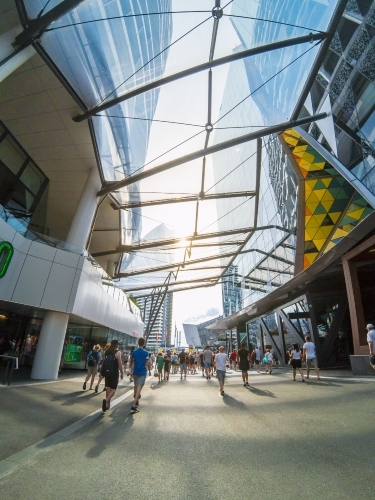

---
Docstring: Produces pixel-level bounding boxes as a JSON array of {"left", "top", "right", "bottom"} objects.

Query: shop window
[
  {"left": 0, "top": 135, "right": 27, "bottom": 175},
  {"left": 19, "top": 161, "right": 45, "bottom": 195}
]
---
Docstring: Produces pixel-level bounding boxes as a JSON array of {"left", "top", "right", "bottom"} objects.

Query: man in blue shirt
[{"left": 130, "top": 338, "right": 150, "bottom": 413}]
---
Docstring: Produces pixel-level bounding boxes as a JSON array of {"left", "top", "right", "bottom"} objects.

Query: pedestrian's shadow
[
  {"left": 222, "top": 394, "right": 247, "bottom": 409},
  {"left": 247, "top": 386, "right": 276, "bottom": 398},
  {"left": 85, "top": 403, "right": 135, "bottom": 459},
  {"left": 51, "top": 390, "right": 98, "bottom": 406},
  {"left": 150, "top": 382, "right": 163, "bottom": 390}
]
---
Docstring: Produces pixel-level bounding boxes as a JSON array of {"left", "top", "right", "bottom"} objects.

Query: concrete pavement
[{"left": 0, "top": 369, "right": 373, "bottom": 500}]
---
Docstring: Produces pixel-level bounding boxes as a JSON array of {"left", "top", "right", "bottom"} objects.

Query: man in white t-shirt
[
  {"left": 303, "top": 335, "right": 320, "bottom": 380},
  {"left": 254, "top": 347, "right": 261, "bottom": 373},
  {"left": 215, "top": 346, "right": 228, "bottom": 396},
  {"left": 366, "top": 324, "right": 375, "bottom": 370}
]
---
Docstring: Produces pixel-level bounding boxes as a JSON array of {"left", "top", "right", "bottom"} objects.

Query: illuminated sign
[{"left": 0, "top": 242, "right": 14, "bottom": 278}]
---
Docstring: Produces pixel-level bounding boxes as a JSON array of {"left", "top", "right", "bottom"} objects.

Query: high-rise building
[
  {"left": 222, "top": 266, "right": 243, "bottom": 317},
  {"left": 137, "top": 292, "right": 173, "bottom": 348}
]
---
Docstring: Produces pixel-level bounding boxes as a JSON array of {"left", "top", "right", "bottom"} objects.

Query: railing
[{"left": 0, "top": 355, "right": 18, "bottom": 386}]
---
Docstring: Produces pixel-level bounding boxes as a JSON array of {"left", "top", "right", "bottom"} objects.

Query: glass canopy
[{"left": 21, "top": 0, "right": 340, "bottom": 305}]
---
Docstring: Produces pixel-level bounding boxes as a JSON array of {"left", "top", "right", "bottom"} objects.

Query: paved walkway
[{"left": 0, "top": 368, "right": 373, "bottom": 499}]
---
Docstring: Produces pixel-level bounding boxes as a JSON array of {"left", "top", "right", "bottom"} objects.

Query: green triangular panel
[{"left": 314, "top": 203, "right": 328, "bottom": 215}]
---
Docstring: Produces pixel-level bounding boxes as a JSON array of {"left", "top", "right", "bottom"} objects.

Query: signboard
[
  {"left": 65, "top": 343, "right": 83, "bottom": 362},
  {"left": 0, "top": 242, "right": 14, "bottom": 278},
  {"left": 188, "top": 344, "right": 194, "bottom": 353}
]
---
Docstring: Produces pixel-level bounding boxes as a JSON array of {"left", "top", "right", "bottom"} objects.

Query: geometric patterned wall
[{"left": 282, "top": 129, "right": 373, "bottom": 269}]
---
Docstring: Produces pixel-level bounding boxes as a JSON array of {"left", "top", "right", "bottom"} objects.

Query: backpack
[
  {"left": 100, "top": 353, "right": 118, "bottom": 377},
  {"left": 88, "top": 350, "right": 98, "bottom": 367}
]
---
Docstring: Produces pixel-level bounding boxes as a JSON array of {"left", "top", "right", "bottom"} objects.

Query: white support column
[
  {"left": 0, "top": 26, "right": 36, "bottom": 83},
  {"left": 66, "top": 167, "right": 102, "bottom": 249},
  {"left": 32, "top": 168, "right": 101, "bottom": 379},
  {"left": 31, "top": 311, "right": 69, "bottom": 380}
]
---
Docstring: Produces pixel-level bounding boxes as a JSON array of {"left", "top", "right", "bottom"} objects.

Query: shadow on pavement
[
  {"left": 222, "top": 394, "right": 248, "bottom": 409},
  {"left": 50, "top": 390, "right": 99, "bottom": 406},
  {"left": 248, "top": 386, "right": 276, "bottom": 398},
  {"left": 85, "top": 401, "right": 135, "bottom": 459}
]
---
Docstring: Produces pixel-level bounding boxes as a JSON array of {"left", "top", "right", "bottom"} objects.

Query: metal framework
[
  {"left": 98, "top": 113, "right": 327, "bottom": 196},
  {"left": 73, "top": 33, "right": 327, "bottom": 123},
  {"left": 113, "top": 191, "right": 256, "bottom": 209},
  {"left": 14, "top": 0, "right": 85, "bottom": 48}
]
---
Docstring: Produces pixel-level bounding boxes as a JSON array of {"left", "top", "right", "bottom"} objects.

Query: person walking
[
  {"left": 303, "top": 336, "right": 320, "bottom": 380},
  {"left": 264, "top": 348, "right": 273, "bottom": 374},
  {"left": 171, "top": 352, "right": 178, "bottom": 373},
  {"left": 83, "top": 344, "right": 101, "bottom": 391},
  {"left": 100, "top": 340, "right": 123, "bottom": 412},
  {"left": 178, "top": 348, "right": 187, "bottom": 379},
  {"left": 238, "top": 343, "right": 250, "bottom": 387},
  {"left": 290, "top": 343, "right": 305, "bottom": 382},
  {"left": 203, "top": 345, "right": 213, "bottom": 380},
  {"left": 122, "top": 350, "right": 129, "bottom": 373},
  {"left": 200, "top": 350, "right": 205, "bottom": 377},
  {"left": 254, "top": 346, "right": 261, "bottom": 373},
  {"left": 366, "top": 324, "right": 375, "bottom": 369},
  {"left": 94, "top": 342, "right": 110, "bottom": 393},
  {"left": 163, "top": 354, "right": 171, "bottom": 381},
  {"left": 230, "top": 349, "right": 237, "bottom": 370},
  {"left": 215, "top": 346, "right": 227, "bottom": 396},
  {"left": 156, "top": 352, "right": 164, "bottom": 383},
  {"left": 130, "top": 338, "right": 150, "bottom": 413}
]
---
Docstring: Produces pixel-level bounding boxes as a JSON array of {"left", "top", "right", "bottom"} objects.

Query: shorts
[
  {"left": 217, "top": 370, "right": 226, "bottom": 382},
  {"left": 180, "top": 363, "right": 186, "bottom": 371},
  {"left": 239, "top": 361, "right": 249, "bottom": 372},
  {"left": 255, "top": 359, "right": 260, "bottom": 365},
  {"left": 133, "top": 375, "right": 147, "bottom": 387},
  {"left": 87, "top": 365, "right": 98, "bottom": 376},
  {"left": 105, "top": 375, "right": 119, "bottom": 390},
  {"left": 204, "top": 362, "right": 211, "bottom": 369},
  {"left": 306, "top": 358, "right": 317, "bottom": 367},
  {"left": 291, "top": 359, "right": 302, "bottom": 369}
]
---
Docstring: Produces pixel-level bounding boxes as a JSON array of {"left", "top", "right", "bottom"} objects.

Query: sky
[{"left": 137, "top": 2, "right": 240, "bottom": 338}]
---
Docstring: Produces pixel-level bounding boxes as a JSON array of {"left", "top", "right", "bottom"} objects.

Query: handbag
[{"left": 153, "top": 368, "right": 158, "bottom": 377}]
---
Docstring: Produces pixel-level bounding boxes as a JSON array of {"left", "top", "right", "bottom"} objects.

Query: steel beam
[
  {"left": 91, "top": 225, "right": 292, "bottom": 257},
  {"left": 98, "top": 113, "right": 327, "bottom": 196},
  {"left": 14, "top": 0, "right": 85, "bottom": 48},
  {"left": 133, "top": 281, "right": 228, "bottom": 299},
  {"left": 117, "top": 247, "right": 295, "bottom": 278},
  {"left": 121, "top": 277, "right": 219, "bottom": 293},
  {"left": 114, "top": 190, "right": 256, "bottom": 209},
  {"left": 74, "top": 33, "right": 327, "bottom": 122},
  {"left": 90, "top": 226, "right": 255, "bottom": 257},
  {"left": 257, "top": 266, "right": 294, "bottom": 275}
]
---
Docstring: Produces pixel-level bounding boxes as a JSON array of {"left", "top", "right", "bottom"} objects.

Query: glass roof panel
[
  {"left": 20, "top": 0, "right": 340, "bottom": 293},
  {"left": 23, "top": 0, "right": 64, "bottom": 18}
]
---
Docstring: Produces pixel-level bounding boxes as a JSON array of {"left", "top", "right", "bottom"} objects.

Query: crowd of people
[{"left": 81, "top": 335, "right": 322, "bottom": 414}]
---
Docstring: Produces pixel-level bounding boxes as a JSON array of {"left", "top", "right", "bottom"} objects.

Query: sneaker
[
  {"left": 102, "top": 387, "right": 106, "bottom": 392},
  {"left": 130, "top": 405, "right": 139, "bottom": 413},
  {"left": 246, "top": 382, "right": 249, "bottom": 387},
  {"left": 102, "top": 399, "right": 107, "bottom": 413},
  {"left": 94, "top": 385, "right": 98, "bottom": 393},
  {"left": 302, "top": 379, "right": 305, "bottom": 382},
  {"left": 220, "top": 390, "right": 225, "bottom": 396},
  {"left": 83, "top": 382, "right": 86, "bottom": 390},
  {"left": 243, "top": 383, "right": 246, "bottom": 387},
  {"left": 270, "top": 370, "right": 272, "bottom": 374}
]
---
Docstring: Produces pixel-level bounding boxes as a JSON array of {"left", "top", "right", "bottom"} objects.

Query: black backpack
[
  {"left": 87, "top": 350, "right": 98, "bottom": 367},
  {"left": 100, "top": 353, "right": 118, "bottom": 377}
]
